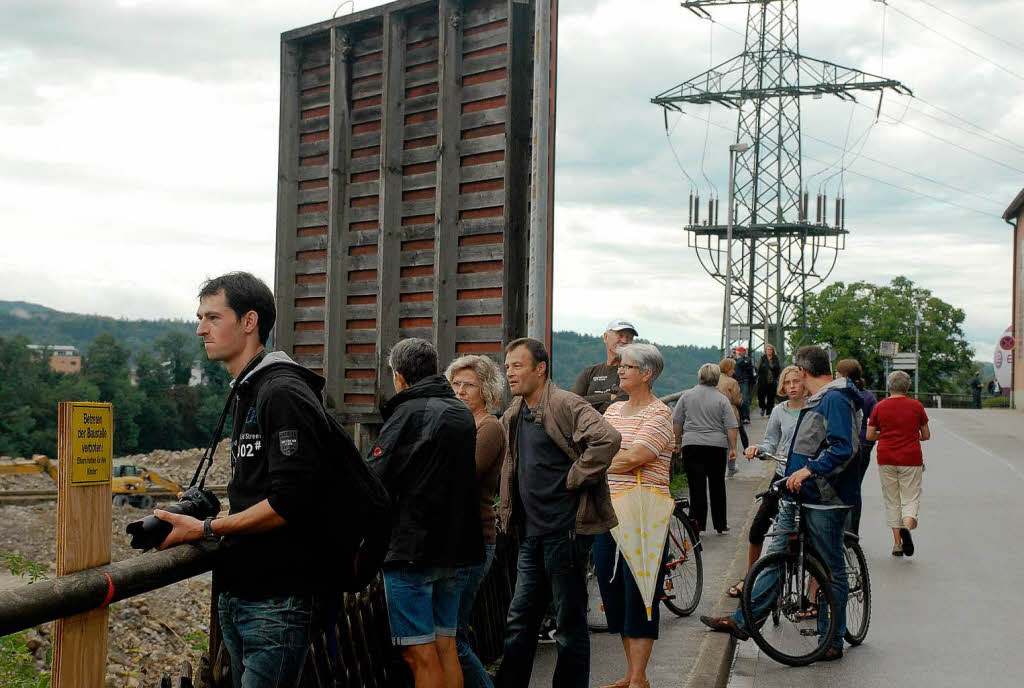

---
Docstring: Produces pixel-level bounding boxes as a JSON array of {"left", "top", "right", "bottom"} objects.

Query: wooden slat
[
  {"left": 463, "top": 26, "right": 507, "bottom": 53},
  {"left": 346, "top": 269, "right": 502, "bottom": 296},
  {"left": 461, "top": 80, "right": 507, "bottom": 103},
  {"left": 460, "top": 134, "right": 506, "bottom": 156},
  {"left": 464, "top": 2, "right": 510, "bottom": 28},
  {"left": 434, "top": 0, "right": 463, "bottom": 367},
  {"left": 324, "top": 27, "right": 355, "bottom": 409},
  {"left": 352, "top": 78, "right": 384, "bottom": 99},
  {"left": 301, "top": 90, "right": 331, "bottom": 110},
  {"left": 503, "top": 0, "right": 531, "bottom": 350},
  {"left": 404, "top": 120, "right": 439, "bottom": 139},
  {"left": 295, "top": 281, "right": 327, "bottom": 298},
  {"left": 294, "top": 329, "right": 326, "bottom": 345},
  {"left": 406, "top": 66, "right": 440, "bottom": 88},
  {"left": 352, "top": 59, "right": 384, "bottom": 79},
  {"left": 275, "top": 39, "right": 301, "bottom": 354},
  {"left": 462, "top": 50, "right": 507, "bottom": 76},
  {"left": 298, "top": 164, "right": 329, "bottom": 181},
  {"left": 298, "top": 210, "right": 329, "bottom": 228},
  {"left": 376, "top": 9, "right": 407, "bottom": 405},
  {"left": 298, "top": 187, "right": 329, "bottom": 204},
  {"left": 402, "top": 146, "right": 439, "bottom": 166},
  {"left": 296, "top": 233, "right": 329, "bottom": 252},
  {"left": 460, "top": 160, "right": 505, "bottom": 183},
  {"left": 459, "top": 190, "right": 505, "bottom": 210},
  {"left": 402, "top": 171, "right": 438, "bottom": 191},
  {"left": 349, "top": 155, "right": 382, "bottom": 173},
  {"left": 459, "top": 243, "right": 503, "bottom": 262}
]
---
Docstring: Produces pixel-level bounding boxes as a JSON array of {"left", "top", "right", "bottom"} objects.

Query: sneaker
[
  {"left": 891, "top": 544, "right": 904, "bottom": 557},
  {"left": 537, "top": 618, "right": 557, "bottom": 643},
  {"left": 899, "top": 527, "right": 915, "bottom": 557}
]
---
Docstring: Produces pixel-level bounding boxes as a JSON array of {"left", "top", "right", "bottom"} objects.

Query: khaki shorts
[{"left": 878, "top": 464, "right": 923, "bottom": 529}]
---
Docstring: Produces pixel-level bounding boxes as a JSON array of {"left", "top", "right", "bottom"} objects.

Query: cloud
[{"left": 0, "top": 0, "right": 1019, "bottom": 359}]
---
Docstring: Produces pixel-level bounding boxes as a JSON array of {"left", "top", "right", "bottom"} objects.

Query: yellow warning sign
[{"left": 70, "top": 402, "right": 112, "bottom": 485}]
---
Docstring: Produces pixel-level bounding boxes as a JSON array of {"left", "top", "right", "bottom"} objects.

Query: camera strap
[
  {"left": 188, "top": 351, "right": 267, "bottom": 490},
  {"left": 189, "top": 382, "right": 238, "bottom": 491}
]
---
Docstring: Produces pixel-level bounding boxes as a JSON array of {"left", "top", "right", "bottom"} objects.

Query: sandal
[
  {"left": 598, "top": 680, "right": 631, "bottom": 688},
  {"left": 794, "top": 604, "right": 819, "bottom": 621},
  {"left": 727, "top": 580, "right": 745, "bottom": 598}
]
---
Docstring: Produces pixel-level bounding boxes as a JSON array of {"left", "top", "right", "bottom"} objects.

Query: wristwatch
[{"left": 203, "top": 517, "right": 218, "bottom": 540}]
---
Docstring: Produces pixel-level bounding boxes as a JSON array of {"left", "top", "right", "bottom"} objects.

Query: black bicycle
[
  {"left": 740, "top": 477, "right": 840, "bottom": 666},
  {"left": 843, "top": 531, "right": 871, "bottom": 645},
  {"left": 587, "top": 498, "right": 703, "bottom": 630}
]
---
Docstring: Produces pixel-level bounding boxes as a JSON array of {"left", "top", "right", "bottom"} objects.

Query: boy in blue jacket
[{"left": 701, "top": 346, "right": 863, "bottom": 662}]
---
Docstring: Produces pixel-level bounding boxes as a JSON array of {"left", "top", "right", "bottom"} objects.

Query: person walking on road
[
  {"left": 573, "top": 319, "right": 638, "bottom": 414},
  {"left": 717, "top": 357, "right": 748, "bottom": 475},
  {"left": 756, "top": 344, "right": 782, "bottom": 417},
  {"left": 672, "top": 363, "right": 739, "bottom": 535},
  {"left": 733, "top": 346, "right": 756, "bottom": 423},
  {"left": 496, "top": 338, "right": 621, "bottom": 688},
  {"left": 445, "top": 354, "right": 508, "bottom": 688},
  {"left": 727, "top": 365, "right": 805, "bottom": 600},
  {"left": 866, "top": 370, "right": 930, "bottom": 557},
  {"left": 836, "top": 359, "right": 877, "bottom": 535},
  {"left": 970, "top": 371, "right": 982, "bottom": 408},
  {"left": 701, "top": 346, "right": 863, "bottom": 663},
  {"left": 370, "top": 338, "right": 485, "bottom": 688},
  {"left": 595, "top": 343, "right": 675, "bottom": 688}
]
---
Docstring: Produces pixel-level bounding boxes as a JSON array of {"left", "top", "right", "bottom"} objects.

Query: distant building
[
  {"left": 26, "top": 344, "right": 82, "bottom": 374},
  {"left": 1003, "top": 188, "right": 1024, "bottom": 409}
]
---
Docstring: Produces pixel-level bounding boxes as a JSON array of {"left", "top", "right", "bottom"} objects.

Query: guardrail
[
  {"left": 0, "top": 485, "right": 230, "bottom": 504},
  {"left": 1, "top": 533, "right": 518, "bottom": 687}
]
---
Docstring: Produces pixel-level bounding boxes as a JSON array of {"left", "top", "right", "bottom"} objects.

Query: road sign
[
  {"left": 729, "top": 326, "right": 750, "bottom": 342},
  {"left": 879, "top": 341, "right": 899, "bottom": 357},
  {"left": 892, "top": 353, "right": 918, "bottom": 370},
  {"left": 1000, "top": 334, "right": 1015, "bottom": 351},
  {"left": 69, "top": 403, "right": 112, "bottom": 486}
]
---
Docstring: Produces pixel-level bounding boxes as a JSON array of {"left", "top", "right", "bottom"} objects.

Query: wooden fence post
[{"left": 52, "top": 401, "right": 113, "bottom": 688}]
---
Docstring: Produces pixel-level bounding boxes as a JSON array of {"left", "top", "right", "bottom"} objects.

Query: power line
[
  {"left": 803, "top": 152, "right": 999, "bottom": 218},
  {"left": 882, "top": 2, "right": 1024, "bottom": 83},
  {"left": 677, "top": 110, "right": 1002, "bottom": 218},
  {"left": 906, "top": 0, "right": 1024, "bottom": 56},
  {"left": 909, "top": 96, "right": 1024, "bottom": 156},
  {"left": 853, "top": 100, "right": 1024, "bottom": 175}
]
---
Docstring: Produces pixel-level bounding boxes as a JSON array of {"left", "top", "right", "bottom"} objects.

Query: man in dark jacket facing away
[
  {"left": 156, "top": 272, "right": 333, "bottom": 687},
  {"left": 497, "top": 337, "right": 621, "bottom": 688},
  {"left": 369, "top": 338, "right": 484, "bottom": 688},
  {"left": 701, "top": 345, "right": 863, "bottom": 662}
]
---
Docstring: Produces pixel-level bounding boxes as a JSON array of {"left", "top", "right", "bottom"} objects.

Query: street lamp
[
  {"left": 915, "top": 310, "right": 922, "bottom": 399},
  {"left": 722, "top": 142, "right": 750, "bottom": 356}
]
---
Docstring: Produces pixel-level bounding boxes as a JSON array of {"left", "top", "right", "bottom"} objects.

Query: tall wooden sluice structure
[{"left": 274, "top": 0, "right": 551, "bottom": 433}]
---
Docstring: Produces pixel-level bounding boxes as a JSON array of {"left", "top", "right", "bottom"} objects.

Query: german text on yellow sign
[{"left": 71, "top": 402, "right": 112, "bottom": 485}]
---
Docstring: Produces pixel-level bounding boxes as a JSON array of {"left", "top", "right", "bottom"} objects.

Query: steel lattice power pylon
[{"left": 652, "top": 0, "right": 911, "bottom": 357}]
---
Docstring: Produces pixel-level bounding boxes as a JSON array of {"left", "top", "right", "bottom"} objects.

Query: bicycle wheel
[
  {"left": 843, "top": 535, "right": 871, "bottom": 646},
  {"left": 662, "top": 512, "right": 703, "bottom": 617},
  {"left": 741, "top": 551, "right": 838, "bottom": 666},
  {"left": 586, "top": 551, "right": 609, "bottom": 632}
]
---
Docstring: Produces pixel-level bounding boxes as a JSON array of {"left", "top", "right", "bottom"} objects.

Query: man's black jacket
[
  {"left": 368, "top": 374, "right": 485, "bottom": 570},
  {"left": 217, "top": 351, "right": 332, "bottom": 599}
]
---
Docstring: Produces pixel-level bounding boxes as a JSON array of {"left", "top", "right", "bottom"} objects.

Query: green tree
[
  {"left": 156, "top": 330, "right": 198, "bottom": 386},
  {"left": 789, "top": 276, "right": 974, "bottom": 393},
  {"left": 85, "top": 333, "right": 141, "bottom": 454}
]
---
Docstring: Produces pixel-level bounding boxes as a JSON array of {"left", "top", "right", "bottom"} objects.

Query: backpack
[{"left": 319, "top": 408, "right": 394, "bottom": 592}]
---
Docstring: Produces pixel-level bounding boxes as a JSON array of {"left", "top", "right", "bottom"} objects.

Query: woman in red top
[{"left": 866, "top": 370, "right": 931, "bottom": 557}]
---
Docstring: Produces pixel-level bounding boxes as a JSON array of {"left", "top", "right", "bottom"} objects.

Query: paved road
[
  {"left": 525, "top": 417, "right": 774, "bottom": 687},
  {"left": 729, "top": 409, "right": 1024, "bottom": 688}
]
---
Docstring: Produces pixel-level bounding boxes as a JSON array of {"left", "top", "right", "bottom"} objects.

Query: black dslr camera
[
  {"left": 126, "top": 378, "right": 236, "bottom": 551},
  {"left": 125, "top": 485, "right": 221, "bottom": 551}
]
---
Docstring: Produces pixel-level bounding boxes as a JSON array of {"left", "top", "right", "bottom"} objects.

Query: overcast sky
[{"left": 2, "top": 0, "right": 1020, "bottom": 358}]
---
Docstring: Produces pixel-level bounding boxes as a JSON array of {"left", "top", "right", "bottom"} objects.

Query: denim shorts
[{"left": 383, "top": 566, "right": 463, "bottom": 646}]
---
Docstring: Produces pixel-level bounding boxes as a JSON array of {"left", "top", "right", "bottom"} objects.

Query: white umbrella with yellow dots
[{"left": 608, "top": 470, "right": 675, "bottom": 620}]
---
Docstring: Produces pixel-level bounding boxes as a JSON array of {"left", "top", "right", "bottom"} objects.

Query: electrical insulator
[
  {"left": 688, "top": 192, "right": 694, "bottom": 225},
  {"left": 708, "top": 198, "right": 714, "bottom": 226},
  {"left": 835, "top": 197, "right": 840, "bottom": 227},
  {"left": 694, "top": 193, "right": 700, "bottom": 225}
]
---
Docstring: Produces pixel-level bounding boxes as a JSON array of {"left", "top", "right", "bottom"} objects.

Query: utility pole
[
  {"left": 653, "top": 0, "right": 911, "bottom": 358},
  {"left": 915, "top": 310, "right": 922, "bottom": 399},
  {"left": 722, "top": 142, "right": 749, "bottom": 357}
]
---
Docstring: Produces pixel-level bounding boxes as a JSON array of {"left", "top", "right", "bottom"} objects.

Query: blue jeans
[
  {"left": 739, "top": 381, "right": 752, "bottom": 421},
  {"left": 218, "top": 593, "right": 312, "bottom": 688},
  {"left": 457, "top": 543, "right": 497, "bottom": 688},
  {"left": 732, "top": 502, "right": 849, "bottom": 649},
  {"left": 495, "top": 532, "right": 594, "bottom": 688}
]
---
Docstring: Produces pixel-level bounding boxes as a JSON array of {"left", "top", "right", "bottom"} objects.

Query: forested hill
[
  {"left": 0, "top": 301, "right": 195, "bottom": 355},
  {"left": 1, "top": 301, "right": 719, "bottom": 396},
  {"left": 552, "top": 331, "right": 719, "bottom": 398}
]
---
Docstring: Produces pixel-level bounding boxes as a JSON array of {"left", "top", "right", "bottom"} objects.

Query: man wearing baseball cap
[{"left": 572, "top": 319, "right": 639, "bottom": 415}]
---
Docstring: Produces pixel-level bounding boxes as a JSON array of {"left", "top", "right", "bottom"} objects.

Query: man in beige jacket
[
  {"left": 496, "top": 337, "right": 620, "bottom": 688},
  {"left": 718, "top": 357, "right": 748, "bottom": 475}
]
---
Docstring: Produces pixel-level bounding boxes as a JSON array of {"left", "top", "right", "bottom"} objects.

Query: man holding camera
[{"left": 155, "top": 272, "right": 332, "bottom": 687}]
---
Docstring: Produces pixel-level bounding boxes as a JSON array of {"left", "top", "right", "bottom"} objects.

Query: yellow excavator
[
  {"left": 0, "top": 456, "right": 182, "bottom": 509},
  {"left": 111, "top": 464, "right": 183, "bottom": 509},
  {"left": 0, "top": 455, "right": 59, "bottom": 483}
]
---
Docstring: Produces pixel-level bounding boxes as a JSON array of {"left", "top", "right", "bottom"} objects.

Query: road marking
[{"left": 931, "top": 419, "right": 1024, "bottom": 482}]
